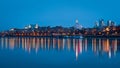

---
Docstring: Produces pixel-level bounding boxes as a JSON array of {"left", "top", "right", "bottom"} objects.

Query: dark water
[{"left": 0, "top": 37, "right": 120, "bottom": 68}]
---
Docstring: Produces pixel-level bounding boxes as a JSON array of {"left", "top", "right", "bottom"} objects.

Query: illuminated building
[
  {"left": 99, "top": 19, "right": 105, "bottom": 28},
  {"left": 94, "top": 21, "right": 99, "bottom": 28},
  {"left": 74, "top": 19, "right": 83, "bottom": 30}
]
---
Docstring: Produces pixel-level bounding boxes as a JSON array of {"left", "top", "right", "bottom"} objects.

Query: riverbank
[{"left": 0, "top": 35, "right": 120, "bottom": 39}]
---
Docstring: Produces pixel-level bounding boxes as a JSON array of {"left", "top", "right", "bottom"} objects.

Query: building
[
  {"left": 74, "top": 19, "right": 82, "bottom": 30},
  {"left": 94, "top": 21, "right": 99, "bottom": 28},
  {"left": 107, "top": 20, "right": 115, "bottom": 26},
  {"left": 25, "top": 24, "right": 39, "bottom": 29},
  {"left": 107, "top": 20, "right": 112, "bottom": 26},
  {"left": 99, "top": 19, "right": 105, "bottom": 27}
]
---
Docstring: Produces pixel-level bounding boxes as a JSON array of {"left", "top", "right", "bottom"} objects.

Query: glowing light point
[{"left": 76, "top": 19, "right": 79, "bottom": 23}]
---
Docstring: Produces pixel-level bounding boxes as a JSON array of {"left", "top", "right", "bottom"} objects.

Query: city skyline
[
  {"left": 0, "top": 18, "right": 119, "bottom": 38},
  {"left": 0, "top": 0, "right": 120, "bottom": 31},
  {"left": 1, "top": 0, "right": 120, "bottom": 68},
  {"left": 0, "top": 19, "right": 118, "bottom": 31}
]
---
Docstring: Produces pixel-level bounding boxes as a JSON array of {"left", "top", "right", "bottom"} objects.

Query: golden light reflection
[
  {"left": 92, "top": 38, "right": 97, "bottom": 53},
  {"left": 0, "top": 37, "right": 119, "bottom": 60},
  {"left": 67, "top": 39, "right": 71, "bottom": 50},
  {"left": 103, "top": 39, "right": 110, "bottom": 52},
  {"left": 9, "top": 38, "right": 15, "bottom": 49},
  {"left": 58, "top": 39, "right": 60, "bottom": 50}
]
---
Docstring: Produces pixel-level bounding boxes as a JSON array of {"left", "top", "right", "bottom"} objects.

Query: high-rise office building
[
  {"left": 107, "top": 20, "right": 115, "bottom": 26},
  {"left": 107, "top": 20, "right": 112, "bottom": 26},
  {"left": 99, "top": 19, "right": 105, "bottom": 27}
]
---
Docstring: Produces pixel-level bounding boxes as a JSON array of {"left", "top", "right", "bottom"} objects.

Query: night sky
[{"left": 0, "top": 0, "right": 120, "bottom": 31}]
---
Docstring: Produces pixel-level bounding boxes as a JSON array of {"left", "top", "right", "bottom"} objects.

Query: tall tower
[
  {"left": 35, "top": 24, "right": 39, "bottom": 29},
  {"left": 107, "top": 20, "right": 112, "bottom": 26},
  {"left": 74, "top": 19, "right": 82, "bottom": 29},
  {"left": 28, "top": 24, "right": 32, "bottom": 28},
  {"left": 99, "top": 19, "right": 105, "bottom": 27}
]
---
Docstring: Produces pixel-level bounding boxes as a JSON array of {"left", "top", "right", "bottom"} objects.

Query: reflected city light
[{"left": 0, "top": 37, "right": 119, "bottom": 60}]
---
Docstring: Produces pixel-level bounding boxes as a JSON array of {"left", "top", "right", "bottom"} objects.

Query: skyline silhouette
[{"left": 0, "top": 0, "right": 120, "bottom": 31}]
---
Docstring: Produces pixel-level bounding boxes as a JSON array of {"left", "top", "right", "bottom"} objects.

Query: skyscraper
[
  {"left": 107, "top": 20, "right": 115, "bottom": 26},
  {"left": 99, "top": 19, "right": 105, "bottom": 27},
  {"left": 107, "top": 20, "right": 112, "bottom": 26}
]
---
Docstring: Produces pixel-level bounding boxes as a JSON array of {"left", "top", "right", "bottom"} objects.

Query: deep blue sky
[{"left": 0, "top": 0, "right": 120, "bottom": 30}]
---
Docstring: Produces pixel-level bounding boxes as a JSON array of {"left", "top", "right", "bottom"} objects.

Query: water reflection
[{"left": 0, "top": 37, "right": 120, "bottom": 59}]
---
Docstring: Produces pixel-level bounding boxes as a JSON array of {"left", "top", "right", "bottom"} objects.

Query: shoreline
[{"left": 0, "top": 35, "right": 120, "bottom": 39}]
